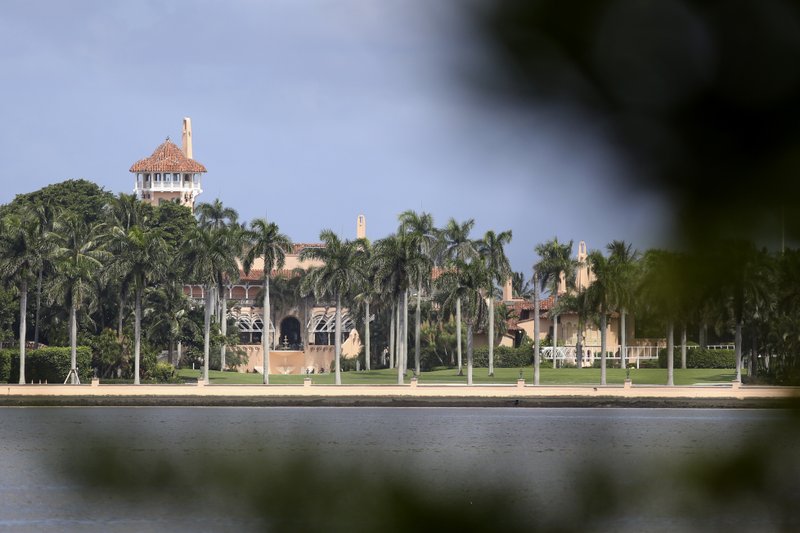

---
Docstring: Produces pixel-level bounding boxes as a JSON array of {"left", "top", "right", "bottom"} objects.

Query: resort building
[
  {"left": 131, "top": 118, "right": 661, "bottom": 374},
  {"left": 130, "top": 118, "right": 362, "bottom": 375},
  {"left": 501, "top": 242, "right": 663, "bottom": 366}
]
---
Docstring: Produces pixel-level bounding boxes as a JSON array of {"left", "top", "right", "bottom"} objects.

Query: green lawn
[{"left": 177, "top": 367, "right": 737, "bottom": 386}]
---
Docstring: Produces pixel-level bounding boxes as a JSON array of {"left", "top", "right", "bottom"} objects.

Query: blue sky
[{"left": 0, "top": 0, "right": 668, "bottom": 274}]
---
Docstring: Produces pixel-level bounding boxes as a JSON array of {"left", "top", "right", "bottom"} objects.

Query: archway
[{"left": 279, "top": 316, "right": 302, "bottom": 349}]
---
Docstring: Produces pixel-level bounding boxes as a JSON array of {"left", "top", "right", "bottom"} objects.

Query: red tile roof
[
  {"left": 503, "top": 296, "right": 554, "bottom": 329},
  {"left": 129, "top": 139, "right": 207, "bottom": 173}
]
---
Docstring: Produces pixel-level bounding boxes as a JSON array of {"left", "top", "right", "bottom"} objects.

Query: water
[{"left": 0, "top": 407, "right": 793, "bottom": 532}]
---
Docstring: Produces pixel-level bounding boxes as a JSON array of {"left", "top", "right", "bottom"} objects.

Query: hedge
[
  {"left": 4, "top": 347, "right": 93, "bottom": 383},
  {"left": 471, "top": 345, "right": 534, "bottom": 368},
  {"left": 657, "top": 347, "right": 736, "bottom": 369},
  {"left": 0, "top": 350, "right": 10, "bottom": 382}
]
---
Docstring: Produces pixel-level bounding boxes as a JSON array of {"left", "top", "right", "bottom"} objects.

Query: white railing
[{"left": 540, "top": 345, "right": 663, "bottom": 368}]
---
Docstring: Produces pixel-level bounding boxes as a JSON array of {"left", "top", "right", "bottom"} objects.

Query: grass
[{"left": 176, "top": 367, "right": 737, "bottom": 386}]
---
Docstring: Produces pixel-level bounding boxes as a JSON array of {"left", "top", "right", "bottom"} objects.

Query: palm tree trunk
[
  {"left": 620, "top": 308, "right": 627, "bottom": 369},
  {"left": 680, "top": 324, "right": 687, "bottom": 370},
  {"left": 415, "top": 281, "right": 421, "bottom": 376},
  {"left": 389, "top": 302, "right": 395, "bottom": 369},
  {"left": 134, "top": 285, "right": 142, "bottom": 385},
  {"left": 396, "top": 299, "right": 402, "bottom": 368},
  {"left": 699, "top": 323, "right": 707, "bottom": 349},
  {"left": 176, "top": 341, "right": 182, "bottom": 368},
  {"left": 33, "top": 268, "right": 42, "bottom": 348},
  {"left": 167, "top": 341, "right": 174, "bottom": 369},
  {"left": 365, "top": 300, "right": 371, "bottom": 371},
  {"left": 18, "top": 279, "right": 27, "bottom": 384},
  {"left": 70, "top": 303, "right": 78, "bottom": 384},
  {"left": 263, "top": 276, "right": 270, "bottom": 384},
  {"left": 456, "top": 297, "right": 463, "bottom": 375},
  {"left": 203, "top": 287, "right": 211, "bottom": 384},
  {"left": 533, "top": 272, "right": 540, "bottom": 386},
  {"left": 220, "top": 291, "right": 227, "bottom": 371},
  {"left": 403, "top": 289, "right": 409, "bottom": 373},
  {"left": 397, "top": 294, "right": 404, "bottom": 385},
  {"left": 467, "top": 322, "right": 474, "bottom": 386},
  {"left": 117, "top": 292, "right": 125, "bottom": 339},
  {"left": 666, "top": 321, "right": 674, "bottom": 386},
  {"left": 735, "top": 321, "right": 743, "bottom": 382},
  {"left": 334, "top": 292, "right": 342, "bottom": 385},
  {"left": 576, "top": 316, "right": 583, "bottom": 370},
  {"left": 488, "top": 295, "right": 494, "bottom": 376},
  {"left": 600, "top": 310, "right": 607, "bottom": 386},
  {"left": 552, "top": 297, "right": 559, "bottom": 370}
]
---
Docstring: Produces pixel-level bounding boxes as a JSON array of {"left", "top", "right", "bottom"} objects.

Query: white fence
[{"left": 540, "top": 344, "right": 736, "bottom": 368}]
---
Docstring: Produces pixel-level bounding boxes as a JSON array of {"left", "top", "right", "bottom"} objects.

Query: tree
[
  {"left": 398, "top": 210, "right": 436, "bottom": 376},
  {"left": 108, "top": 223, "right": 169, "bottom": 384},
  {"left": 584, "top": 250, "right": 618, "bottom": 385},
  {"left": 511, "top": 272, "right": 533, "bottom": 299},
  {"left": 0, "top": 211, "right": 49, "bottom": 384},
  {"left": 435, "top": 260, "right": 490, "bottom": 385},
  {"left": 182, "top": 226, "right": 240, "bottom": 383},
  {"left": 300, "top": 231, "right": 364, "bottom": 385},
  {"left": 440, "top": 218, "right": 478, "bottom": 375},
  {"left": 479, "top": 229, "right": 512, "bottom": 376},
  {"left": 711, "top": 242, "right": 773, "bottom": 382},
  {"left": 373, "top": 233, "right": 425, "bottom": 383},
  {"left": 535, "top": 238, "right": 577, "bottom": 368},
  {"left": 195, "top": 199, "right": 238, "bottom": 230},
  {"left": 638, "top": 250, "right": 683, "bottom": 386},
  {"left": 607, "top": 241, "right": 639, "bottom": 369},
  {"left": 243, "top": 219, "right": 293, "bottom": 385},
  {"left": 50, "top": 216, "right": 109, "bottom": 384}
]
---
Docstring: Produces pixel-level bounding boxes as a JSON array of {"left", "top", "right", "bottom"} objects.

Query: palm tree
[
  {"left": 479, "top": 230, "right": 512, "bottom": 376},
  {"left": 145, "top": 279, "right": 197, "bottom": 367},
  {"left": 105, "top": 194, "right": 153, "bottom": 339},
  {"left": 373, "top": 233, "right": 423, "bottom": 383},
  {"left": 351, "top": 240, "right": 377, "bottom": 371},
  {"left": 584, "top": 250, "right": 618, "bottom": 385},
  {"left": 532, "top": 268, "right": 541, "bottom": 385},
  {"left": 398, "top": 210, "right": 436, "bottom": 376},
  {"left": 607, "top": 240, "right": 639, "bottom": 369},
  {"left": 300, "top": 231, "right": 364, "bottom": 385},
  {"left": 243, "top": 219, "right": 293, "bottom": 385},
  {"left": 441, "top": 218, "right": 477, "bottom": 375},
  {"left": 535, "top": 238, "right": 578, "bottom": 368},
  {"left": 196, "top": 199, "right": 238, "bottom": 230},
  {"left": 108, "top": 223, "right": 169, "bottom": 384},
  {"left": 638, "top": 250, "right": 682, "bottom": 386},
  {"left": 0, "top": 212, "right": 49, "bottom": 384},
  {"left": 50, "top": 216, "right": 109, "bottom": 384},
  {"left": 31, "top": 199, "right": 57, "bottom": 349},
  {"left": 183, "top": 226, "right": 240, "bottom": 383},
  {"left": 436, "top": 260, "right": 490, "bottom": 385},
  {"left": 511, "top": 272, "right": 533, "bottom": 299},
  {"left": 712, "top": 241, "right": 773, "bottom": 382}
]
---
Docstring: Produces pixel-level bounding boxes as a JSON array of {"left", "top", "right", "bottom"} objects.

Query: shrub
[
  {"left": 637, "top": 359, "right": 660, "bottom": 369},
  {"left": 658, "top": 348, "right": 736, "bottom": 369},
  {"left": 0, "top": 349, "right": 11, "bottom": 382},
  {"left": 471, "top": 345, "right": 533, "bottom": 368},
  {"left": 146, "top": 362, "right": 179, "bottom": 383},
  {"left": 8, "top": 347, "right": 92, "bottom": 383}
]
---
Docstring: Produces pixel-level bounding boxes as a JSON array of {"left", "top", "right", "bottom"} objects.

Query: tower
[
  {"left": 357, "top": 214, "right": 366, "bottom": 239},
  {"left": 129, "top": 118, "right": 206, "bottom": 212}
]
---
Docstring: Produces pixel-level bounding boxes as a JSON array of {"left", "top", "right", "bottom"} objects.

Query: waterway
[{"left": 0, "top": 407, "right": 795, "bottom": 532}]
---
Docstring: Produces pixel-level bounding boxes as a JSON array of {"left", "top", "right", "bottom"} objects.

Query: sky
[{"left": 0, "top": 0, "right": 669, "bottom": 275}]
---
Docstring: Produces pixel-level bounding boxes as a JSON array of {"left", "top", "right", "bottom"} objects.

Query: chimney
[
  {"left": 182, "top": 117, "right": 193, "bottom": 159},
  {"left": 357, "top": 214, "right": 366, "bottom": 239},
  {"left": 503, "top": 277, "right": 514, "bottom": 301}
]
